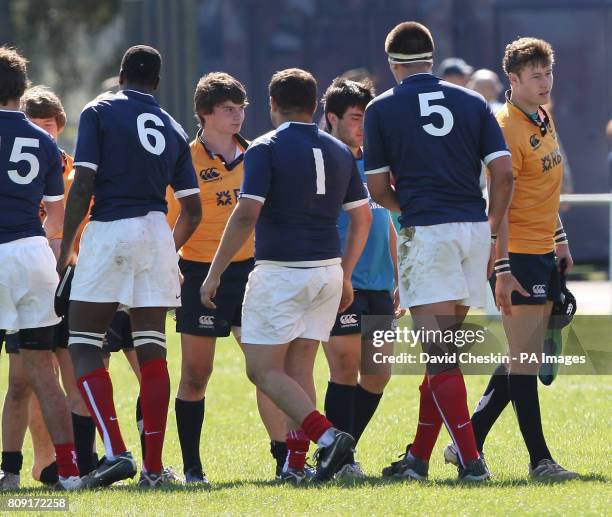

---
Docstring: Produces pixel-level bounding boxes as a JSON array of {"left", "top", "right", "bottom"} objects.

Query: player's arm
[
  {"left": 363, "top": 104, "right": 401, "bottom": 212},
  {"left": 57, "top": 166, "right": 94, "bottom": 273},
  {"left": 172, "top": 192, "right": 202, "bottom": 251},
  {"left": 200, "top": 198, "right": 260, "bottom": 308},
  {"left": 554, "top": 214, "right": 573, "bottom": 272},
  {"left": 487, "top": 155, "right": 514, "bottom": 235},
  {"left": 366, "top": 172, "right": 401, "bottom": 213},
  {"left": 42, "top": 199, "right": 65, "bottom": 254}
]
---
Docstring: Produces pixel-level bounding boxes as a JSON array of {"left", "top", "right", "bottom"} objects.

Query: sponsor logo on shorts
[
  {"left": 198, "top": 315, "right": 215, "bottom": 328},
  {"left": 532, "top": 284, "right": 546, "bottom": 296},
  {"left": 340, "top": 314, "right": 358, "bottom": 326}
]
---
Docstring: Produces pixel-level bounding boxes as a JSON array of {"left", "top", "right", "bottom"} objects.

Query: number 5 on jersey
[{"left": 418, "top": 91, "right": 454, "bottom": 137}]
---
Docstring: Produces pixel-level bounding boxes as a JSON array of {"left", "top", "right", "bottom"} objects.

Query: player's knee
[
  {"left": 359, "top": 373, "right": 390, "bottom": 393},
  {"left": 329, "top": 350, "right": 360, "bottom": 384},
  {"left": 7, "top": 374, "right": 32, "bottom": 402},
  {"left": 179, "top": 365, "right": 211, "bottom": 396},
  {"left": 245, "top": 363, "right": 267, "bottom": 387}
]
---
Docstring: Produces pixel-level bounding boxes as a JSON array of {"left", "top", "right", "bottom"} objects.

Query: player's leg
[
  {"left": 130, "top": 306, "right": 170, "bottom": 485},
  {"left": 175, "top": 333, "right": 215, "bottom": 482},
  {"left": 28, "top": 392, "right": 58, "bottom": 484},
  {"left": 0, "top": 349, "right": 32, "bottom": 489}
]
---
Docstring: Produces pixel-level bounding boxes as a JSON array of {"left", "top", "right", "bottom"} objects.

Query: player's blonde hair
[
  {"left": 20, "top": 85, "right": 67, "bottom": 129},
  {"left": 503, "top": 37, "right": 554, "bottom": 76}
]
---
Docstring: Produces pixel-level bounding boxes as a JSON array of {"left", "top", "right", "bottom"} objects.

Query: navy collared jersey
[
  {"left": 0, "top": 109, "right": 64, "bottom": 244},
  {"left": 364, "top": 73, "right": 510, "bottom": 227},
  {"left": 241, "top": 122, "right": 368, "bottom": 266},
  {"left": 74, "top": 89, "right": 199, "bottom": 222}
]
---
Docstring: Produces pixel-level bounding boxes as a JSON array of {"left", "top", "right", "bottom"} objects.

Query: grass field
[{"left": 1, "top": 316, "right": 610, "bottom": 516}]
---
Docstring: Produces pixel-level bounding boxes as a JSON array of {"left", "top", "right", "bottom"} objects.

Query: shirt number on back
[
  {"left": 312, "top": 148, "right": 325, "bottom": 195},
  {"left": 418, "top": 91, "right": 454, "bottom": 137},
  {"left": 136, "top": 113, "right": 166, "bottom": 155},
  {"left": 7, "top": 137, "right": 40, "bottom": 185}
]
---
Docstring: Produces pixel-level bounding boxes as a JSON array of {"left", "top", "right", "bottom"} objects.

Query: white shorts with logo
[
  {"left": 241, "top": 263, "right": 343, "bottom": 345},
  {"left": 70, "top": 211, "right": 181, "bottom": 308},
  {"left": 0, "top": 236, "right": 61, "bottom": 330},
  {"left": 397, "top": 221, "right": 490, "bottom": 308}
]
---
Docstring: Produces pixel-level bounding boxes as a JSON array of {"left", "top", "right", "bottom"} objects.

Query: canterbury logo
[
  {"left": 198, "top": 315, "right": 215, "bottom": 326},
  {"left": 340, "top": 314, "right": 358, "bottom": 325},
  {"left": 566, "top": 303, "right": 574, "bottom": 315},
  {"left": 532, "top": 284, "right": 546, "bottom": 295},
  {"left": 199, "top": 168, "right": 221, "bottom": 181}
]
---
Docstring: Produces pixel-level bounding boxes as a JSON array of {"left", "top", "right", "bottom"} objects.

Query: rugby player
[
  {"left": 320, "top": 77, "right": 399, "bottom": 479},
  {"left": 445, "top": 37, "right": 578, "bottom": 480},
  {"left": 167, "top": 72, "right": 286, "bottom": 482},
  {"left": 364, "top": 22, "right": 514, "bottom": 481},
  {"left": 200, "top": 68, "right": 372, "bottom": 483},
  {"left": 57, "top": 45, "right": 201, "bottom": 488},
  {"left": 0, "top": 86, "right": 76, "bottom": 489},
  {"left": 0, "top": 47, "right": 80, "bottom": 490}
]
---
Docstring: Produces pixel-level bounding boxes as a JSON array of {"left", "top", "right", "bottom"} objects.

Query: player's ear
[
  {"left": 508, "top": 72, "right": 520, "bottom": 88},
  {"left": 269, "top": 96, "right": 277, "bottom": 112},
  {"left": 326, "top": 112, "right": 338, "bottom": 131}
]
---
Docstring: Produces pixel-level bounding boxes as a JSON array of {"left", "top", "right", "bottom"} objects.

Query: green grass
[{"left": 1, "top": 316, "right": 610, "bottom": 516}]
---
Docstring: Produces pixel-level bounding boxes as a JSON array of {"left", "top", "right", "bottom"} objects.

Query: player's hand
[
  {"left": 338, "top": 277, "right": 354, "bottom": 313},
  {"left": 393, "top": 287, "right": 406, "bottom": 319},
  {"left": 487, "top": 243, "right": 496, "bottom": 279},
  {"left": 555, "top": 243, "right": 573, "bottom": 273},
  {"left": 56, "top": 251, "right": 76, "bottom": 276},
  {"left": 200, "top": 274, "right": 220, "bottom": 309},
  {"left": 495, "top": 273, "right": 529, "bottom": 316}
]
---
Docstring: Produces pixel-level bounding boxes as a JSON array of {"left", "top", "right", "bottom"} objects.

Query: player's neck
[
  {"left": 201, "top": 128, "right": 237, "bottom": 159},
  {"left": 120, "top": 83, "right": 155, "bottom": 95},
  {"left": 0, "top": 99, "right": 20, "bottom": 111},
  {"left": 509, "top": 90, "right": 539, "bottom": 115},
  {"left": 275, "top": 113, "right": 313, "bottom": 126}
]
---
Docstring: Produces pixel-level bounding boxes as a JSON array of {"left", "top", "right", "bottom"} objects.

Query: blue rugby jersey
[
  {"left": 364, "top": 73, "right": 509, "bottom": 228},
  {"left": 241, "top": 122, "right": 368, "bottom": 266},
  {"left": 74, "top": 89, "right": 198, "bottom": 222},
  {"left": 0, "top": 109, "right": 63, "bottom": 244}
]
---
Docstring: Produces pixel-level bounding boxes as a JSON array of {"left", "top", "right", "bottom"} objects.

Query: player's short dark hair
[
  {"left": 269, "top": 68, "right": 317, "bottom": 115},
  {"left": 194, "top": 72, "right": 248, "bottom": 115},
  {"left": 385, "top": 22, "right": 434, "bottom": 59},
  {"left": 0, "top": 46, "right": 30, "bottom": 104},
  {"left": 503, "top": 37, "right": 554, "bottom": 76},
  {"left": 20, "top": 85, "right": 67, "bottom": 129},
  {"left": 322, "top": 78, "right": 374, "bottom": 131},
  {"left": 120, "top": 45, "right": 161, "bottom": 87}
]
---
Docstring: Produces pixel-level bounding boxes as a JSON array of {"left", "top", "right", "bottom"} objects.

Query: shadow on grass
[{"left": 8, "top": 473, "right": 609, "bottom": 495}]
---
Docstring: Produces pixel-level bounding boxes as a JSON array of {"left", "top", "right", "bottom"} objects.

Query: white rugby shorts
[
  {"left": 241, "top": 263, "right": 343, "bottom": 345},
  {"left": 70, "top": 211, "right": 181, "bottom": 308},
  {"left": 397, "top": 221, "right": 490, "bottom": 308},
  {"left": 0, "top": 236, "right": 61, "bottom": 330}
]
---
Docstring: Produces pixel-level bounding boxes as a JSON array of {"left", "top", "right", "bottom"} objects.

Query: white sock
[{"left": 316, "top": 428, "right": 336, "bottom": 448}]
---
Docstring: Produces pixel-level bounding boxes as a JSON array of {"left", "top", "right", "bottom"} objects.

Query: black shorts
[
  {"left": 176, "top": 258, "right": 254, "bottom": 337},
  {"left": 490, "top": 252, "right": 561, "bottom": 306},
  {"left": 102, "top": 310, "right": 134, "bottom": 354},
  {"left": 0, "top": 331, "right": 19, "bottom": 354},
  {"left": 330, "top": 289, "right": 395, "bottom": 337}
]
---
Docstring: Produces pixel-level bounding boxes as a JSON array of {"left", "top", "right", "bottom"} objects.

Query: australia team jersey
[
  {"left": 364, "top": 73, "right": 510, "bottom": 227},
  {"left": 495, "top": 97, "right": 563, "bottom": 254},
  {"left": 167, "top": 131, "right": 254, "bottom": 263},
  {"left": 74, "top": 89, "right": 198, "bottom": 222},
  {"left": 337, "top": 155, "right": 394, "bottom": 291},
  {"left": 241, "top": 122, "right": 368, "bottom": 266},
  {"left": 0, "top": 109, "right": 64, "bottom": 244}
]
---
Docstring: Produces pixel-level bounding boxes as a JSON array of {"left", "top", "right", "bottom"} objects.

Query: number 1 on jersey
[{"left": 312, "top": 148, "right": 325, "bottom": 195}]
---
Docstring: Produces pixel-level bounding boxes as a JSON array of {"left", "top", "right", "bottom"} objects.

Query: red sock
[
  {"left": 55, "top": 443, "right": 79, "bottom": 478},
  {"left": 286, "top": 429, "right": 309, "bottom": 470},
  {"left": 429, "top": 368, "right": 479, "bottom": 466},
  {"left": 77, "top": 368, "right": 127, "bottom": 458},
  {"left": 301, "top": 411, "right": 333, "bottom": 443},
  {"left": 410, "top": 374, "right": 443, "bottom": 460},
  {"left": 140, "top": 358, "right": 170, "bottom": 474}
]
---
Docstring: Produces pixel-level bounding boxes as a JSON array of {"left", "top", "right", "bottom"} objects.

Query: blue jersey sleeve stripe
[
  {"left": 42, "top": 194, "right": 64, "bottom": 202},
  {"left": 483, "top": 150, "right": 511, "bottom": 165},
  {"left": 240, "top": 193, "right": 266, "bottom": 204},
  {"left": 174, "top": 187, "right": 200, "bottom": 199},
  {"left": 365, "top": 165, "right": 390, "bottom": 175},
  {"left": 343, "top": 198, "right": 369, "bottom": 210},
  {"left": 74, "top": 161, "right": 98, "bottom": 171}
]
